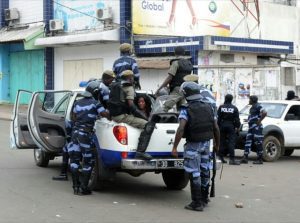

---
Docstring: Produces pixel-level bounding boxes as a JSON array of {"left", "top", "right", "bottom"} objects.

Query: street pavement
[{"left": 1, "top": 119, "right": 300, "bottom": 223}]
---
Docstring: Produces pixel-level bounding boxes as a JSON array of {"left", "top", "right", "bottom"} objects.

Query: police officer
[
  {"left": 217, "top": 94, "right": 241, "bottom": 165},
  {"left": 171, "top": 82, "right": 220, "bottom": 212},
  {"left": 113, "top": 43, "right": 141, "bottom": 89},
  {"left": 240, "top": 95, "right": 267, "bottom": 165},
  {"left": 155, "top": 46, "right": 193, "bottom": 112},
  {"left": 107, "top": 70, "right": 154, "bottom": 160},
  {"left": 68, "top": 81, "right": 108, "bottom": 195}
]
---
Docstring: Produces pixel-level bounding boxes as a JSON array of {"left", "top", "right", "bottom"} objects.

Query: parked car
[
  {"left": 236, "top": 100, "right": 300, "bottom": 162},
  {"left": 10, "top": 89, "right": 220, "bottom": 191}
]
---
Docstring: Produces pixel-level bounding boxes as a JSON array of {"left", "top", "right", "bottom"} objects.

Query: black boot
[
  {"left": 53, "top": 152, "right": 69, "bottom": 181},
  {"left": 78, "top": 172, "right": 92, "bottom": 195},
  {"left": 229, "top": 158, "right": 240, "bottom": 165},
  {"left": 135, "top": 121, "right": 155, "bottom": 160},
  {"left": 52, "top": 162, "right": 68, "bottom": 181},
  {"left": 240, "top": 155, "right": 248, "bottom": 164},
  {"left": 71, "top": 172, "right": 80, "bottom": 195},
  {"left": 253, "top": 155, "right": 263, "bottom": 165},
  {"left": 201, "top": 186, "right": 210, "bottom": 207},
  {"left": 185, "top": 182, "right": 204, "bottom": 211}
]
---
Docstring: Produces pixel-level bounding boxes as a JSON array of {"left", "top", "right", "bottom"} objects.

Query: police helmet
[
  {"left": 120, "top": 43, "right": 132, "bottom": 53},
  {"left": 81, "top": 80, "right": 100, "bottom": 98},
  {"left": 180, "top": 81, "right": 202, "bottom": 101}
]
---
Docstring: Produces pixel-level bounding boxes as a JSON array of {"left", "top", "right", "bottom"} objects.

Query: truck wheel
[
  {"left": 33, "top": 148, "right": 50, "bottom": 167},
  {"left": 284, "top": 149, "right": 294, "bottom": 156},
  {"left": 89, "top": 151, "right": 115, "bottom": 191},
  {"left": 162, "top": 170, "right": 189, "bottom": 190},
  {"left": 263, "top": 136, "right": 281, "bottom": 162}
]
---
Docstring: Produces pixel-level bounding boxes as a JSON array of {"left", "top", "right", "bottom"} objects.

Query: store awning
[
  {"left": 136, "top": 56, "right": 191, "bottom": 69},
  {"left": 0, "top": 25, "right": 44, "bottom": 50},
  {"left": 35, "top": 28, "right": 119, "bottom": 47},
  {"left": 0, "top": 25, "right": 44, "bottom": 43}
]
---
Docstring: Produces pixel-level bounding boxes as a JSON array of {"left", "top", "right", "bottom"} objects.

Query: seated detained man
[{"left": 107, "top": 70, "right": 155, "bottom": 160}]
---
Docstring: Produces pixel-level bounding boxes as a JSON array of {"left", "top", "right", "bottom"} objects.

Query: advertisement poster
[
  {"left": 235, "top": 68, "right": 252, "bottom": 109},
  {"left": 132, "top": 0, "right": 231, "bottom": 37},
  {"left": 54, "top": 0, "right": 114, "bottom": 32}
]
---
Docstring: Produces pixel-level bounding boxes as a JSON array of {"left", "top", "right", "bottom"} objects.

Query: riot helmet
[
  {"left": 81, "top": 80, "right": 100, "bottom": 99},
  {"left": 180, "top": 81, "right": 202, "bottom": 101}
]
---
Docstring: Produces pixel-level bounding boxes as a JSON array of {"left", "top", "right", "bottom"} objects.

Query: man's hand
[
  {"left": 171, "top": 147, "right": 178, "bottom": 158},
  {"left": 257, "top": 120, "right": 262, "bottom": 126}
]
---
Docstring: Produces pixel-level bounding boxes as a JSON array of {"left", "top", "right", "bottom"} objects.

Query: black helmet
[
  {"left": 180, "top": 82, "right": 202, "bottom": 101},
  {"left": 249, "top": 95, "right": 258, "bottom": 104},
  {"left": 81, "top": 80, "right": 99, "bottom": 98}
]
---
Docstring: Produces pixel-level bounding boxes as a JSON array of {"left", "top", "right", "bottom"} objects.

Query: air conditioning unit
[
  {"left": 96, "top": 7, "right": 113, "bottom": 20},
  {"left": 4, "top": 8, "right": 20, "bottom": 21},
  {"left": 49, "top": 19, "right": 64, "bottom": 31}
]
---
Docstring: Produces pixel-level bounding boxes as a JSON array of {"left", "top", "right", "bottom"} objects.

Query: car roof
[{"left": 259, "top": 100, "right": 300, "bottom": 105}]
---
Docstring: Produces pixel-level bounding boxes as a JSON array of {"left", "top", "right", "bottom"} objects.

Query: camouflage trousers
[
  {"left": 184, "top": 141, "right": 210, "bottom": 187},
  {"left": 244, "top": 124, "right": 264, "bottom": 156}
]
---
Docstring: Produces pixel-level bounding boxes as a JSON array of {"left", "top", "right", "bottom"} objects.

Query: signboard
[
  {"left": 132, "top": 0, "right": 231, "bottom": 37},
  {"left": 54, "top": 0, "right": 116, "bottom": 32}
]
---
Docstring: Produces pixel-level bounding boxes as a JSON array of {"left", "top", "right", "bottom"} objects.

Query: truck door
[
  {"left": 27, "top": 90, "right": 72, "bottom": 153},
  {"left": 10, "top": 90, "right": 37, "bottom": 149}
]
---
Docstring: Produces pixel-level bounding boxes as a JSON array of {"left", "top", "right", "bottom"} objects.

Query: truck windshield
[{"left": 240, "top": 103, "right": 287, "bottom": 118}]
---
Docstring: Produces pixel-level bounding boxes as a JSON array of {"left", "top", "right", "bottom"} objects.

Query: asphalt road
[{"left": 1, "top": 120, "right": 300, "bottom": 223}]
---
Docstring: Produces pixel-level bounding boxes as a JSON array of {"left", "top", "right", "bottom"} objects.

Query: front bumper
[{"left": 121, "top": 158, "right": 222, "bottom": 170}]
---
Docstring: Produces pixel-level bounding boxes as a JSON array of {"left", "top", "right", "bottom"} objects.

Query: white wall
[
  {"left": 10, "top": 0, "right": 43, "bottom": 24},
  {"left": 139, "top": 69, "right": 168, "bottom": 93},
  {"left": 54, "top": 43, "right": 119, "bottom": 90}
]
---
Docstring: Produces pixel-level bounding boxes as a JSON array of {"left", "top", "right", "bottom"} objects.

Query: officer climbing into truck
[
  {"left": 107, "top": 70, "right": 155, "bottom": 160},
  {"left": 113, "top": 43, "right": 141, "bottom": 89},
  {"left": 68, "top": 81, "right": 108, "bottom": 195},
  {"left": 95, "top": 70, "right": 115, "bottom": 109},
  {"left": 155, "top": 46, "right": 193, "bottom": 112},
  {"left": 240, "top": 95, "right": 267, "bottom": 165},
  {"left": 171, "top": 81, "right": 220, "bottom": 211}
]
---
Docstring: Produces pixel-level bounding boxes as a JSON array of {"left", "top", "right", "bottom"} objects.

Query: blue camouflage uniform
[
  {"left": 68, "top": 97, "right": 104, "bottom": 192},
  {"left": 179, "top": 103, "right": 212, "bottom": 189},
  {"left": 112, "top": 53, "right": 140, "bottom": 81},
  {"left": 98, "top": 82, "right": 110, "bottom": 108},
  {"left": 244, "top": 103, "right": 265, "bottom": 156}
]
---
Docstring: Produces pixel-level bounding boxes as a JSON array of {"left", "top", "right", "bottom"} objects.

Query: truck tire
[
  {"left": 89, "top": 150, "right": 115, "bottom": 191},
  {"left": 284, "top": 149, "right": 294, "bottom": 156},
  {"left": 263, "top": 136, "right": 281, "bottom": 162},
  {"left": 33, "top": 148, "right": 50, "bottom": 167},
  {"left": 162, "top": 170, "right": 189, "bottom": 190}
]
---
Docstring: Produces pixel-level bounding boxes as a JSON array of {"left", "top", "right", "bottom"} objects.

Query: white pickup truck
[
  {"left": 10, "top": 89, "right": 220, "bottom": 191},
  {"left": 236, "top": 100, "right": 300, "bottom": 162}
]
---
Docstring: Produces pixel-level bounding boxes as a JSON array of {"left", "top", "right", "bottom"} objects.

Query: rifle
[{"left": 210, "top": 151, "right": 216, "bottom": 197}]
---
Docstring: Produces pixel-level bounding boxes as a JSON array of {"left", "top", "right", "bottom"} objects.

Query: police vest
[
  {"left": 169, "top": 59, "right": 193, "bottom": 91},
  {"left": 107, "top": 82, "right": 128, "bottom": 116},
  {"left": 184, "top": 102, "right": 214, "bottom": 142}
]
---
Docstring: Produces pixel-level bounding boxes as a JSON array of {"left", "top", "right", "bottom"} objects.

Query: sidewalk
[{"left": 0, "top": 104, "right": 13, "bottom": 121}]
